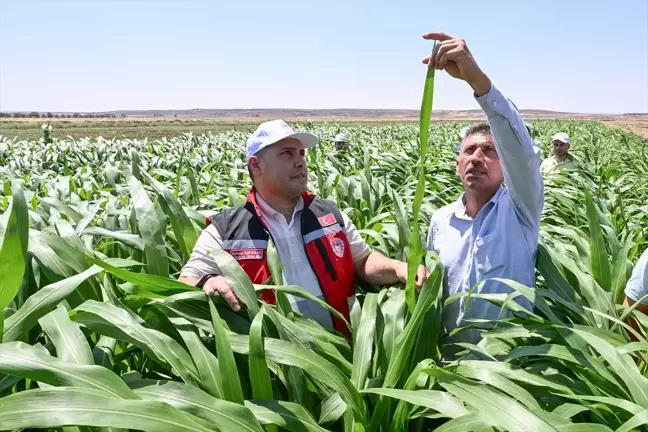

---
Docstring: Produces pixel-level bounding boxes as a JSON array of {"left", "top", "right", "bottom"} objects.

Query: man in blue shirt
[
  {"left": 625, "top": 248, "right": 648, "bottom": 340},
  {"left": 423, "top": 32, "right": 544, "bottom": 355}
]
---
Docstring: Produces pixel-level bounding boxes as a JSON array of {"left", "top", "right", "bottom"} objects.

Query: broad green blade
[
  {"left": 82, "top": 227, "right": 145, "bottom": 250},
  {"left": 143, "top": 172, "right": 198, "bottom": 261},
  {"left": 433, "top": 412, "right": 493, "bottom": 432},
  {"left": 128, "top": 173, "right": 169, "bottom": 277},
  {"left": 569, "top": 326, "right": 648, "bottom": 406},
  {"left": 0, "top": 181, "right": 29, "bottom": 341},
  {"left": 611, "top": 409, "right": 648, "bottom": 432},
  {"left": 0, "top": 386, "right": 212, "bottom": 432},
  {"left": 318, "top": 393, "right": 346, "bottom": 425},
  {"left": 169, "top": 316, "right": 223, "bottom": 399},
  {"left": 361, "top": 388, "right": 468, "bottom": 418},
  {"left": 381, "top": 289, "right": 406, "bottom": 362},
  {"left": 425, "top": 369, "right": 559, "bottom": 432},
  {"left": 39, "top": 304, "right": 94, "bottom": 365},
  {"left": 73, "top": 300, "right": 200, "bottom": 387},
  {"left": 210, "top": 248, "right": 260, "bottom": 319},
  {"left": 257, "top": 283, "right": 349, "bottom": 326},
  {"left": 0, "top": 342, "right": 136, "bottom": 399},
  {"left": 228, "top": 333, "right": 367, "bottom": 423},
  {"left": 87, "top": 256, "right": 196, "bottom": 294},
  {"left": 246, "top": 399, "right": 330, "bottom": 432},
  {"left": 131, "top": 379, "right": 264, "bottom": 432},
  {"left": 3, "top": 259, "right": 139, "bottom": 343},
  {"left": 208, "top": 298, "right": 245, "bottom": 405},
  {"left": 584, "top": 189, "right": 611, "bottom": 291},
  {"left": 249, "top": 308, "right": 273, "bottom": 400},
  {"left": 351, "top": 292, "right": 378, "bottom": 390}
]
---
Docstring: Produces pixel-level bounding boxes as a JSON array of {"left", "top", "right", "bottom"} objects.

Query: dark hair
[
  {"left": 459, "top": 123, "right": 491, "bottom": 151},
  {"left": 247, "top": 147, "right": 267, "bottom": 183}
]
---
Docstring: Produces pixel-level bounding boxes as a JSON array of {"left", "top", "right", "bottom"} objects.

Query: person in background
[
  {"left": 179, "top": 119, "right": 428, "bottom": 338},
  {"left": 624, "top": 248, "right": 648, "bottom": 341},
  {"left": 334, "top": 133, "right": 350, "bottom": 152},
  {"left": 423, "top": 32, "right": 544, "bottom": 357},
  {"left": 540, "top": 132, "right": 576, "bottom": 176}
]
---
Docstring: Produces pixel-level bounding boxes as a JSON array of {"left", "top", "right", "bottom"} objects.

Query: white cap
[
  {"left": 459, "top": 126, "right": 470, "bottom": 139},
  {"left": 334, "top": 133, "right": 350, "bottom": 142},
  {"left": 552, "top": 132, "right": 571, "bottom": 144},
  {"left": 246, "top": 119, "right": 318, "bottom": 161}
]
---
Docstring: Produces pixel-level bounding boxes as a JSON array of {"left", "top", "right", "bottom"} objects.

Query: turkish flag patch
[{"left": 318, "top": 213, "right": 336, "bottom": 227}]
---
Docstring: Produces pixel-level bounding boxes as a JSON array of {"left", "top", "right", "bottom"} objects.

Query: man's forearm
[
  {"left": 355, "top": 251, "right": 403, "bottom": 286},
  {"left": 179, "top": 275, "right": 200, "bottom": 286},
  {"left": 467, "top": 72, "right": 492, "bottom": 97}
]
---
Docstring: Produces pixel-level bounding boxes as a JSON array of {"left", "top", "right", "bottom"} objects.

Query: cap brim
[{"left": 283, "top": 132, "right": 319, "bottom": 149}]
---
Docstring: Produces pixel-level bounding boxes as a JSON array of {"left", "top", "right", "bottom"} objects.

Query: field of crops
[{"left": 0, "top": 118, "right": 647, "bottom": 431}]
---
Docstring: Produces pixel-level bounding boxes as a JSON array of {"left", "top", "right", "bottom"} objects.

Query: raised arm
[
  {"left": 423, "top": 32, "right": 543, "bottom": 229},
  {"left": 475, "top": 86, "right": 543, "bottom": 229}
]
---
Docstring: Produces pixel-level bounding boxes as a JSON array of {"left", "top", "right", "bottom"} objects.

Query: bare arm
[
  {"left": 623, "top": 296, "right": 648, "bottom": 342},
  {"left": 354, "top": 251, "right": 428, "bottom": 289}
]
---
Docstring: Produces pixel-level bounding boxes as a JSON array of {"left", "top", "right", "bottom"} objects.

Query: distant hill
[
  {"left": 2, "top": 108, "right": 646, "bottom": 122},
  {"left": 62, "top": 108, "right": 641, "bottom": 121}
]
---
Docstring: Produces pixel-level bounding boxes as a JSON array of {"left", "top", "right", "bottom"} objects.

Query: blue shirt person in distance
[{"left": 422, "top": 31, "right": 544, "bottom": 358}]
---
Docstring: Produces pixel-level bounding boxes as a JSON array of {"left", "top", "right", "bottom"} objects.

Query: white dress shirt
[{"left": 181, "top": 194, "right": 371, "bottom": 328}]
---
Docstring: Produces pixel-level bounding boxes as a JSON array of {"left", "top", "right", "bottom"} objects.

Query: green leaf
[
  {"left": 228, "top": 333, "right": 367, "bottom": 423},
  {"left": 73, "top": 300, "right": 200, "bottom": 387},
  {"left": 131, "top": 379, "right": 265, "bottom": 432},
  {"left": 425, "top": 368, "right": 559, "bottom": 432},
  {"left": 0, "top": 386, "right": 212, "bottom": 432},
  {"left": 3, "top": 259, "right": 140, "bottom": 343},
  {"left": 249, "top": 308, "right": 273, "bottom": 400},
  {"left": 584, "top": 189, "right": 611, "bottom": 291},
  {"left": 362, "top": 388, "right": 468, "bottom": 418},
  {"left": 246, "top": 399, "right": 331, "bottom": 432},
  {"left": 0, "top": 181, "right": 29, "bottom": 341},
  {"left": 351, "top": 292, "right": 378, "bottom": 390},
  {"left": 0, "top": 342, "right": 136, "bottom": 399},
  {"left": 209, "top": 248, "right": 260, "bottom": 319},
  {"left": 208, "top": 298, "right": 245, "bottom": 405},
  {"left": 39, "top": 304, "right": 94, "bottom": 365},
  {"left": 128, "top": 173, "right": 169, "bottom": 277}
]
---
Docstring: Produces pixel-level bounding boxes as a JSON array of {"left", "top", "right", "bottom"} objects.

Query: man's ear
[
  {"left": 455, "top": 158, "right": 460, "bottom": 177},
  {"left": 249, "top": 156, "right": 261, "bottom": 177}
]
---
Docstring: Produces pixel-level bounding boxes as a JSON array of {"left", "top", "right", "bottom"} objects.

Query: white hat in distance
[
  {"left": 459, "top": 126, "right": 470, "bottom": 140},
  {"left": 552, "top": 132, "right": 571, "bottom": 144},
  {"left": 246, "top": 119, "right": 318, "bottom": 161},
  {"left": 334, "top": 133, "right": 350, "bottom": 142}
]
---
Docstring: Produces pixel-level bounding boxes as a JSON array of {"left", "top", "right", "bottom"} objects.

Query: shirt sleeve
[
  {"left": 475, "top": 85, "right": 544, "bottom": 231},
  {"left": 426, "top": 217, "right": 435, "bottom": 251},
  {"left": 341, "top": 211, "right": 371, "bottom": 262},
  {"left": 180, "top": 224, "right": 224, "bottom": 278},
  {"left": 625, "top": 249, "right": 648, "bottom": 304}
]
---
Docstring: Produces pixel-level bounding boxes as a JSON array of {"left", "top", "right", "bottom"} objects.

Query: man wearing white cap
[
  {"left": 179, "top": 119, "right": 428, "bottom": 338},
  {"left": 334, "top": 133, "right": 350, "bottom": 152},
  {"left": 540, "top": 132, "right": 575, "bottom": 176}
]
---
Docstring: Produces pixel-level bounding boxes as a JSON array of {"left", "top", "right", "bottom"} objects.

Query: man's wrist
[
  {"left": 196, "top": 273, "right": 219, "bottom": 288},
  {"left": 468, "top": 72, "right": 492, "bottom": 97}
]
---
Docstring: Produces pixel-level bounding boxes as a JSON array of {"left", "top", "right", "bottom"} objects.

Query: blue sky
[{"left": 1, "top": 0, "right": 647, "bottom": 114}]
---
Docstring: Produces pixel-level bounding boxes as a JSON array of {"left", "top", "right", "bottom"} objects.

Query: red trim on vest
[{"left": 208, "top": 189, "right": 354, "bottom": 338}]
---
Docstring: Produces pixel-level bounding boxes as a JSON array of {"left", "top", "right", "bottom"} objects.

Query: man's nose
[
  {"left": 295, "top": 154, "right": 306, "bottom": 167},
  {"left": 471, "top": 147, "right": 486, "bottom": 160}
]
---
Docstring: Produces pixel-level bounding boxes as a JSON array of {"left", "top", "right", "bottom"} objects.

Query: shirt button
[{"left": 492, "top": 101, "right": 498, "bottom": 108}]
